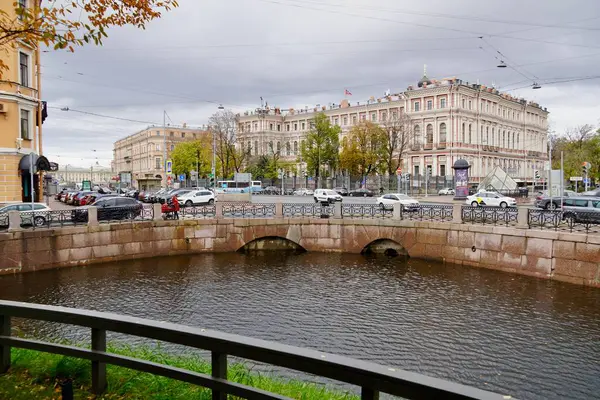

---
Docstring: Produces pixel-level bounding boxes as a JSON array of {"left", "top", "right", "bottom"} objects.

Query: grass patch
[{"left": 0, "top": 345, "right": 358, "bottom": 399}]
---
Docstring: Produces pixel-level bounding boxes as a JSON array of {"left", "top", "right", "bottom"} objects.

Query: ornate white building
[{"left": 236, "top": 73, "right": 549, "bottom": 183}]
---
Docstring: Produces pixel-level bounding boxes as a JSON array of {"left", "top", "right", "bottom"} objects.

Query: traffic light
[
  {"left": 534, "top": 170, "right": 540, "bottom": 180},
  {"left": 582, "top": 165, "right": 587, "bottom": 176}
]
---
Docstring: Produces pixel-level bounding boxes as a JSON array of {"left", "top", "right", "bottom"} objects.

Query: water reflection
[{"left": 0, "top": 253, "right": 598, "bottom": 400}]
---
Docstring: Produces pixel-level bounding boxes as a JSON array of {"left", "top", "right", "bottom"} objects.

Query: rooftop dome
[{"left": 417, "top": 64, "right": 432, "bottom": 88}]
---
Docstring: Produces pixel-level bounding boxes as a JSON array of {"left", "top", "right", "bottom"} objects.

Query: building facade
[
  {"left": 113, "top": 125, "right": 209, "bottom": 190},
  {"left": 55, "top": 164, "right": 113, "bottom": 186},
  {"left": 0, "top": 0, "right": 45, "bottom": 203},
  {"left": 236, "top": 74, "right": 549, "bottom": 185}
]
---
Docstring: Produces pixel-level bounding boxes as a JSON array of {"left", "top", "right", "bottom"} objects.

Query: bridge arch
[
  {"left": 361, "top": 239, "right": 408, "bottom": 258},
  {"left": 238, "top": 236, "right": 306, "bottom": 253}
]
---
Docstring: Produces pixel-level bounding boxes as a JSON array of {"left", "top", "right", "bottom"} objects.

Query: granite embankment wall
[{"left": 0, "top": 218, "right": 598, "bottom": 287}]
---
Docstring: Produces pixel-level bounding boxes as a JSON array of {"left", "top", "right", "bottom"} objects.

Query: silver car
[
  {"left": 0, "top": 203, "right": 52, "bottom": 227},
  {"left": 561, "top": 197, "right": 600, "bottom": 224}
]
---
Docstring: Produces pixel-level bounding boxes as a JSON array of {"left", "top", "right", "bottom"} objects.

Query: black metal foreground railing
[
  {"left": 461, "top": 206, "right": 519, "bottom": 227},
  {"left": 0, "top": 301, "right": 507, "bottom": 400},
  {"left": 528, "top": 209, "right": 600, "bottom": 234},
  {"left": 283, "top": 203, "right": 334, "bottom": 218}
]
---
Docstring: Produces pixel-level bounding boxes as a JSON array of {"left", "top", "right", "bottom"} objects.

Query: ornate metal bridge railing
[
  {"left": 528, "top": 209, "right": 600, "bottom": 234},
  {"left": 342, "top": 203, "right": 393, "bottom": 219},
  {"left": 461, "top": 206, "right": 519, "bottom": 226},
  {"left": 0, "top": 300, "right": 507, "bottom": 400},
  {"left": 283, "top": 203, "right": 334, "bottom": 218},
  {"left": 222, "top": 203, "right": 276, "bottom": 218},
  {"left": 402, "top": 204, "right": 453, "bottom": 222}
]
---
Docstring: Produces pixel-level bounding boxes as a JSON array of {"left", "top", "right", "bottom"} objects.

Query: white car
[
  {"left": 466, "top": 191, "right": 516, "bottom": 208},
  {"left": 438, "top": 188, "right": 455, "bottom": 195},
  {"left": 177, "top": 189, "right": 215, "bottom": 207},
  {"left": 313, "top": 189, "right": 342, "bottom": 203},
  {"left": 293, "top": 188, "right": 314, "bottom": 196},
  {"left": 377, "top": 193, "right": 420, "bottom": 210},
  {"left": 0, "top": 203, "right": 52, "bottom": 227}
]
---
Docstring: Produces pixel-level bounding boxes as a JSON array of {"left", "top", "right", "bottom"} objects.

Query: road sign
[
  {"left": 570, "top": 176, "right": 583, "bottom": 182},
  {"left": 166, "top": 160, "right": 173, "bottom": 174},
  {"left": 405, "top": 173, "right": 411, "bottom": 181},
  {"left": 190, "top": 170, "right": 198, "bottom": 178},
  {"left": 583, "top": 161, "right": 591, "bottom": 169},
  {"left": 544, "top": 161, "right": 550, "bottom": 171},
  {"left": 179, "top": 174, "right": 186, "bottom": 182},
  {"left": 167, "top": 176, "right": 172, "bottom": 184},
  {"left": 396, "top": 167, "right": 402, "bottom": 176}
]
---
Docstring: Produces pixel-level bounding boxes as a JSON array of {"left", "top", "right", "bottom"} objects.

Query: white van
[{"left": 313, "top": 189, "right": 342, "bottom": 204}]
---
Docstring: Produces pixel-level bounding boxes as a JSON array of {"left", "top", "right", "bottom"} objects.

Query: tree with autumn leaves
[
  {"left": 339, "top": 121, "right": 387, "bottom": 184},
  {"left": 0, "top": 0, "right": 178, "bottom": 76}
]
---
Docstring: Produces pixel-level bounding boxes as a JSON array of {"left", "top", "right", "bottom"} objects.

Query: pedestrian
[{"left": 172, "top": 195, "right": 180, "bottom": 219}]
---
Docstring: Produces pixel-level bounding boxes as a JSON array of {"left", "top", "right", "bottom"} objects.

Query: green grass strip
[{"left": 0, "top": 344, "right": 359, "bottom": 399}]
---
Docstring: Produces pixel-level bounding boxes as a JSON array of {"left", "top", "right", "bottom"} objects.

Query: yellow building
[{"left": 0, "top": 0, "right": 47, "bottom": 203}]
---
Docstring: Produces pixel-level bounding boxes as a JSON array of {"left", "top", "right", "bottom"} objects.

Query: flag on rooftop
[{"left": 344, "top": 89, "right": 352, "bottom": 96}]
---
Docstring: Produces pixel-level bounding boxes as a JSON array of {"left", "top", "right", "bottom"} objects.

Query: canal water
[{"left": 0, "top": 253, "right": 598, "bottom": 400}]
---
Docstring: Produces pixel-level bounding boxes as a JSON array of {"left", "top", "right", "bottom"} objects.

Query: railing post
[
  {"left": 517, "top": 207, "right": 529, "bottom": 228},
  {"left": 334, "top": 202, "right": 342, "bottom": 219},
  {"left": 452, "top": 204, "right": 462, "bottom": 224},
  {"left": 0, "top": 314, "right": 10, "bottom": 373},
  {"left": 91, "top": 328, "right": 107, "bottom": 394},
  {"left": 87, "top": 207, "right": 99, "bottom": 227},
  {"left": 7, "top": 210, "right": 21, "bottom": 232},
  {"left": 215, "top": 204, "right": 223, "bottom": 219},
  {"left": 275, "top": 202, "right": 283, "bottom": 218},
  {"left": 392, "top": 203, "right": 402, "bottom": 220},
  {"left": 211, "top": 351, "right": 227, "bottom": 400},
  {"left": 153, "top": 203, "right": 162, "bottom": 221},
  {"left": 361, "top": 387, "right": 380, "bottom": 400}
]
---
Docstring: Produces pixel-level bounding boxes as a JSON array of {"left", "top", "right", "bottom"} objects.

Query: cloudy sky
[{"left": 41, "top": 0, "right": 600, "bottom": 168}]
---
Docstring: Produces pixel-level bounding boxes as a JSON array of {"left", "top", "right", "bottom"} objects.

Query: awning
[{"left": 18, "top": 154, "right": 52, "bottom": 172}]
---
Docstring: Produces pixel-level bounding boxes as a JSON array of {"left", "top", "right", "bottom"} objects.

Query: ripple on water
[{"left": 0, "top": 252, "right": 599, "bottom": 400}]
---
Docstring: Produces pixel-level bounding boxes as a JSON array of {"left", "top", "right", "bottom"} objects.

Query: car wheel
[
  {"left": 126, "top": 211, "right": 135, "bottom": 220},
  {"left": 471, "top": 201, "right": 479, "bottom": 207},
  {"left": 208, "top": 199, "right": 214, "bottom": 205},
  {"left": 314, "top": 198, "right": 319, "bottom": 203},
  {"left": 33, "top": 216, "right": 46, "bottom": 227},
  {"left": 547, "top": 202, "right": 557, "bottom": 210},
  {"left": 363, "top": 193, "right": 367, "bottom": 197},
  {"left": 185, "top": 200, "right": 193, "bottom": 207},
  {"left": 500, "top": 202, "right": 507, "bottom": 208}
]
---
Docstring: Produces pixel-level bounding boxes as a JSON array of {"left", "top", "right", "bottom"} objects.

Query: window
[
  {"left": 20, "top": 109, "right": 30, "bottom": 139},
  {"left": 371, "top": 113, "right": 376, "bottom": 121},
  {"left": 392, "top": 111, "right": 397, "bottom": 119},
  {"left": 294, "top": 123, "right": 298, "bottom": 131},
  {"left": 426, "top": 124, "right": 433, "bottom": 144},
  {"left": 381, "top": 112, "right": 387, "bottom": 121},
  {"left": 462, "top": 123, "right": 465, "bottom": 143},
  {"left": 254, "top": 141, "right": 258, "bottom": 155},
  {"left": 440, "top": 98, "right": 446, "bottom": 108},
  {"left": 17, "top": 0, "right": 26, "bottom": 19},
  {"left": 343, "top": 116, "right": 348, "bottom": 125},
  {"left": 277, "top": 124, "right": 281, "bottom": 132},
  {"left": 155, "top": 158, "right": 161, "bottom": 169},
  {"left": 440, "top": 165, "right": 446, "bottom": 176},
  {"left": 426, "top": 100, "right": 433, "bottom": 110},
  {"left": 156, "top": 131, "right": 160, "bottom": 136},
  {"left": 468, "top": 100, "right": 472, "bottom": 110},
  {"left": 414, "top": 165, "right": 420, "bottom": 176},
  {"left": 269, "top": 123, "right": 273, "bottom": 130},
  {"left": 170, "top": 144, "right": 175, "bottom": 151},
  {"left": 301, "top": 122, "right": 306, "bottom": 130},
  {"left": 462, "top": 99, "right": 466, "bottom": 108},
  {"left": 334, "top": 118, "right": 339, "bottom": 126},
  {"left": 360, "top": 114, "right": 366, "bottom": 121},
  {"left": 414, "top": 102, "right": 420, "bottom": 112},
  {"left": 182, "top": 132, "right": 185, "bottom": 138},
  {"left": 352, "top": 115, "right": 357, "bottom": 125},
  {"left": 156, "top": 144, "right": 161, "bottom": 151},
  {"left": 254, "top": 123, "right": 258, "bottom": 131},
  {"left": 286, "top": 142, "right": 291, "bottom": 156},
  {"left": 517, "top": 133, "right": 520, "bottom": 147},
  {"left": 276, "top": 141, "right": 281, "bottom": 153},
  {"left": 293, "top": 141, "right": 298, "bottom": 155},
  {"left": 414, "top": 125, "right": 421, "bottom": 145},
  {"left": 439, "top": 123, "right": 447, "bottom": 143},
  {"left": 512, "top": 132, "right": 515, "bottom": 148},
  {"left": 170, "top": 132, "right": 174, "bottom": 137},
  {"left": 468, "top": 124, "right": 472, "bottom": 143},
  {"left": 19, "top": 52, "right": 29, "bottom": 86},
  {"left": 286, "top": 124, "right": 290, "bottom": 131},
  {"left": 486, "top": 102, "right": 489, "bottom": 112}
]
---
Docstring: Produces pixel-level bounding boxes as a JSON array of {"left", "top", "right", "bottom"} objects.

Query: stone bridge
[{"left": 1, "top": 217, "right": 598, "bottom": 287}]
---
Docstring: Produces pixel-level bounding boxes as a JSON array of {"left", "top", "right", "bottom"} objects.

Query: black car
[
  {"left": 334, "top": 187, "right": 349, "bottom": 196},
  {"left": 348, "top": 188, "right": 374, "bottom": 197},
  {"left": 73, "top": 197, "right": 142, "bottom": 222}
]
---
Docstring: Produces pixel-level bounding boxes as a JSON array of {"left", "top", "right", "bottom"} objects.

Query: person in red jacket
[{"left": 171, "top": 195, "right": 180, "bottom": 219}]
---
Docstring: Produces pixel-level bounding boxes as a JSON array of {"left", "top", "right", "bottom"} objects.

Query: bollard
[
  {"left": 7, "top": 210, "right": 21, "bottom": 232},
  {"left": 153, "top": 203, "right": 162, "bottom": 221},
  {"left": 87, "top": 207, "right": 98, "bottom": 226}
]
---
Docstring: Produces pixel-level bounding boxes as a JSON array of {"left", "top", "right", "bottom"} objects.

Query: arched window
[
  {"left": 440, "top": 123, "right": 447, "bottom": 143},
  {"left": 502, "top": 131, "right": 506, "bottom": 148},
  {"left": 486, "top": 127, "right": 489, "bottom": 145},
  {"left": 414, "top": 125, "right": 421, "bottom": 145},
  {"left": 293, "top": 141, "right": 298, "bottom": 155},
  {"left": 426, "top": 124, "right": 433, "bottom": 143},
  {"left": 516, "top": 133, "right": 520, "bottom": 148},
  {"left": 286, "top": 142, "right": 291, "bottom": 156},
  {"left": 276, "top": 141, "right": 281, "bottom": 153},
  {"left": 462, "top": 123, "right": 465, "bottom": 143},
  {"left": 468, "top": 124, "right": 472, "bottom": 144},
  {"left": 491, "top": 128, "right": 495, "bottom": 146}
]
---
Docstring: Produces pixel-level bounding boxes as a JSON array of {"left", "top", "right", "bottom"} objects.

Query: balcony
[{"left": 423, "top": 143, "right": 433, "bottom": 150}]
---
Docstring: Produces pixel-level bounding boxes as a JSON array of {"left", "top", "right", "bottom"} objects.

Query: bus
[{"left": 216, "top": 180, "right": 263, "bottom": 194}]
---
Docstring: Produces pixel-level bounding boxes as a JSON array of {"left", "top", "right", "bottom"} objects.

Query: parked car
[
  {"left": 0, "top": 203, "right": 52, "bottom": 227},
  {"left": 177, "top": 189, "right": 215, "bottom": 206},
  {"left": 377, "top": 194, "right": 419, "bottom": 210},
  {"left": 534, "top": 191, "right": 577, "bottom": 210},
  {"left": 466, "top": 191, "right": 517, "bottom": 208},
  {"left": 349, "top": 188, "right": 375, "bottom": 197},
  {"left": 313, "top": 189, "right": 342, "bottom": 203},
  {"left": 263, "top": 186, "right": 280, "bottom": 195},
  {"left": 72, "top": 191, "right": 95, "bottom": 206},
  {"left": 73, "top": 197, "right": 142, "bottom": 222},
  {"left": 63, "top": 191, "right": 78, "bottom": 204},
  {"left": 333, "top": 187, "right": 349, "bottom": 196},
  {"left": 293, "top": 188, "right": 314, "bottom": 196},
  {"left": 438, "top": 188, "right": 455, "bottom": 196},
  {"left": 582, "top": 188, "right": 600, "bottom": 197},
  {"left": 561, "top": 197, "right": 600, "bottom": 224},
  {"left": 55, "top": 188, "right": 69, "bottom": 200}
]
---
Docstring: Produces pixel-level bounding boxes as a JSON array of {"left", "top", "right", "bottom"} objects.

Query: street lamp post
[{"left": 212, "top": 104, "right": 225, "bottom": 190}]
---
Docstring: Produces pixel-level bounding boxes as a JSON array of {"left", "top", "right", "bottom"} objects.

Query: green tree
[
  {"left": 550, "top": 124, "right": 600, "bottom": 190},
  {"left": 245, "top": 155, "right": 276, "bottom": 182},
  {"left": 299, "top": 113, "right": 340, "bottom": 187},
  {"left": 339, "top": 122, "right": 387, "bottom": 184},
  {"left": 171, "top": 138, "right": 212, "bottom": 179}
]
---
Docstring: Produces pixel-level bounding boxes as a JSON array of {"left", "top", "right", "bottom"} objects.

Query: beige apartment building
[
  {"left": 113, "top": 125, "right": 209, "bottom": 190},
  {"left": 55, "top": 163, "right": 113, "bottom": 186},
  {"left": 236, "top": 73, "right": 549, "bottom": 184}
]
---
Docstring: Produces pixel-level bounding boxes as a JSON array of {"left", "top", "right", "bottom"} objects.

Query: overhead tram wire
[
  {"left": 504, "top": 75, "right": 600, "bottom": 91},
  {"left": 48, "top": 106, "right": 161, "bottom": 125}
]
